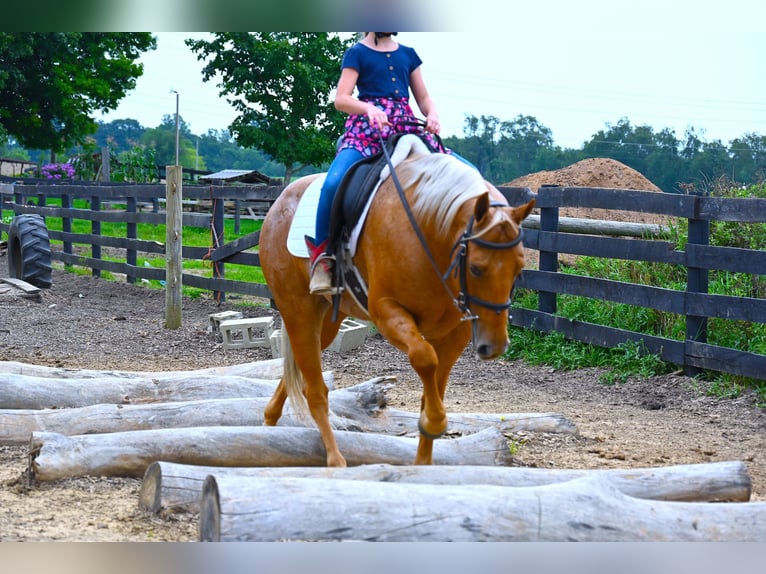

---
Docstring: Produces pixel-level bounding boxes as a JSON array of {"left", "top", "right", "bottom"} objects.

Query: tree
[
  {"left": 141, "top": 115, "right": 198, "bottom": 168},
  {"left": 186, "top": 32, "right": 354, "bottom": 182},
  {"left": 497, "top": 115, "right": 554, "bottom": 180},
  {"left": 94, "top": 118, "right": 146, "bottom": 152},
  {"left": 0, "top": 33, "right": 156, "bottom": 156}
]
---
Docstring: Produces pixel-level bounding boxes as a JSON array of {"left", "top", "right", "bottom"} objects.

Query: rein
[{"left": 379, "top": 125, "right": 524, "bottom": 322}]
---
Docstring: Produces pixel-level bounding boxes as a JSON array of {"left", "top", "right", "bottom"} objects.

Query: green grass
[{"left": 41, "top": 197, "right": 265, "bottom": 301}]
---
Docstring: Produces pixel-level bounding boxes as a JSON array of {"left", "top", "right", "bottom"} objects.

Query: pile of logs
[{"left": 2, "top": 358, "right": 765, "bottom": 541}]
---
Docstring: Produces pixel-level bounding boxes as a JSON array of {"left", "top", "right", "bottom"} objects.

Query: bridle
[{"left": 379, "top": 123, "right": 524, "bottom": 323}]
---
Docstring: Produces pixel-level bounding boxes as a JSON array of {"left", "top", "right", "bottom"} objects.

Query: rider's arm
[
  {"left": 409, "top": 67, "right": 440, "bottom": 135},
  {"left": 334, "top": 68, "right": 390, "bottom": 130}
]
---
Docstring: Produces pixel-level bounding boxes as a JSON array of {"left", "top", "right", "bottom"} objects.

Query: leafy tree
[
  {"left": 94, "top": 118, "right": 146, "bottom": 152},
  {"left": 141, "top": 114, "right": 198, "bottom": 168},
  {"left": 729, "top": 133, "right": 766, "bottom": 185},
  {"left": 0, "top": 33, "right": 156, "bottom": 157},
  {"left": 497, "top": 114, "right": 554, "bottom": 179},
  {"left": 186, "top": 32, "right": 354, "bottom": 182}
]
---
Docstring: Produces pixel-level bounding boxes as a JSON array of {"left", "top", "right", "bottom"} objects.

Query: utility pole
[{"left": 172, "top": 90, "right": 180, "bottom": 166}]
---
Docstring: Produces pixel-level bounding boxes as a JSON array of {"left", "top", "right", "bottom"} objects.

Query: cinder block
[
  {"left": 220, "top": 317, "right": 275, "bottom": 350},
  {"left": 208, "top": 310, "right": 243, "bottom": 333},
  {"left": 328, "top": 318, "right": 368, "bottom": 353},
  {"left": 269, "top": 328, "right": 282, "bottom": 358}
]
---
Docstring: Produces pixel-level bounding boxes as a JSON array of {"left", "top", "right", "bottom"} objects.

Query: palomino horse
[{"left": 260, "top": 148, "right": 535, "bottom": 466}]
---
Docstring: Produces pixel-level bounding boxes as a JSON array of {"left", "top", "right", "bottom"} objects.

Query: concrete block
[
  {"left": 220, "top": 317, "right": 275, "bottom": 350},
  {"left": 269, "top": 329, "right": 282, "bottom": 358},
  {"left": 328, "top": 318, "right": 368, "bottom": 353},
  {"left": 208, "top": 310, "right": 243, "bottom": 334}
]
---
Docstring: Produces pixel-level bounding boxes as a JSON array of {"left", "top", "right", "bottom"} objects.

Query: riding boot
[{"left": 305, "top": 236, "right": 339, "bottom": 295}]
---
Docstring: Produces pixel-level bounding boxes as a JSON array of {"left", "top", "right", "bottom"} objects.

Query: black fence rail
[
  {"left": 499, "top": 184, "right": 766, "bottom": 381},
  {"left": 3, "top": 178, "right": 766, "bottom": 381}
]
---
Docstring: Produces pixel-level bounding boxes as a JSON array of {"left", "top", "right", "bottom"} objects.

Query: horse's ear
[
  {"left": 474, "top": 192, "right": 491, "bottom": 222},
  {"left": 512, "top": 199, "right": 536, "bottom": 224}
]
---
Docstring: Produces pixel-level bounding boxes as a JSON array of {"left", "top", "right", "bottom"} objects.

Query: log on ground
[
  {"left": 140, "top": 459, "right": 752, "bottom": 514},
  {"left": 0, "top": 359, "right": 286, "bottom": 380},
  {"left": 29, "top": 426, "right": 514, "bottom": 481},
  {"left": 199, "top": 473, "right": 766, "bottom": 542},
  {"left": 2, "top": 377, "right": 576, "bottom": 444}
]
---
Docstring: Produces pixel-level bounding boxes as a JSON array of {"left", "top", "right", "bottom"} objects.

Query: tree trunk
[
  {"left": 199, "top": 473, "right": 766, "bottom": 542},
  {"left": 2, "top": 377, "right": 576, "bottom": 443},
  {"left": 140, "top": 459, "right": 752, "bottom": 514},
  {"left": 29, "top": 426, "right": 514, "bottom": 481}
]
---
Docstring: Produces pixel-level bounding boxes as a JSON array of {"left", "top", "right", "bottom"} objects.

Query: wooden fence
[
  {"left": 500, "top": 185, "right": 766, "bottom": 381},
  {"left": 2, "top": 178, "right": 766, "bottom": 381},
  {"left": 0, "top": 177, "right": 282, "bottom": 302}
]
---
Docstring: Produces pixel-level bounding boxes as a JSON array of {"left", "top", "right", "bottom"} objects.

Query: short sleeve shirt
[{"left": 341, "top": 42, "right": 423, "bottom": 100}]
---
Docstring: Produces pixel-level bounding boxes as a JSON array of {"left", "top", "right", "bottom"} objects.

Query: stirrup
[{"left": 309, "top": 254, "right": 341, "bottom": 295}]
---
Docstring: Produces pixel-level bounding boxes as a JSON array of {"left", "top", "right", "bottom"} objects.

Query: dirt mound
[
  {"left": 504, "top": 158, "right": 671, "bottom": 268},
  {"left": 505, "top": 157, "right": 666, "bottom": 225},
  {"left": 504, "top": 157, "right": 662, "bottom": 194}
]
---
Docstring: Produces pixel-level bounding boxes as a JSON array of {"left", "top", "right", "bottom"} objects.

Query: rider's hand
[
  {"left": 366, "top": 105, "right": 391, "bottom": 130},
  {"left": 425, "top": 112, "right": 440, "bottom": 135}
]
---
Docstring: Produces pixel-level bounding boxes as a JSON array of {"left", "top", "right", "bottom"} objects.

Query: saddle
[
  {"left": 323, "top": 132, "right": 442, "bottom": 315},
  {"left": 326, "top": 132, "right": 443, "bottom": 255}
]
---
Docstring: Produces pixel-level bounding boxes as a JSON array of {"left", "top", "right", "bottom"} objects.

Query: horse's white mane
[{"left": 395, "top": 153, "right": 489, "bottom": 237}]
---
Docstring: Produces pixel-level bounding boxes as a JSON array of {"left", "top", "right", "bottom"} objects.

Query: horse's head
[{"left": 458, "top": 191, "right": 535, "bottom": 359}]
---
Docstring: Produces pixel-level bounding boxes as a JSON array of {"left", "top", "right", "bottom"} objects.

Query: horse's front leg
[
  {"left": 412, "top": 330, "right": 472, "bottom": 464},
  {"left": 371, "top": 300, "right": 453, "bottom": 464}
]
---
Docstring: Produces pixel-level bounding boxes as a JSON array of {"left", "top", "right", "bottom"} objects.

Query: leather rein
[{"left": 379, "top": 125, "right": 524, "bottom": 322}]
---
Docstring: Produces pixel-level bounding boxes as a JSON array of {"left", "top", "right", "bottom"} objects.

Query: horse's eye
[{"left": 469, "top": 264, "right": 482, "bottom": 277}]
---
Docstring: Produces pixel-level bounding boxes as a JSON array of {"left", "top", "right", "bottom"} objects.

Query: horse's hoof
[{"left": 418, "top": 419, "right": 446, "bottom": 440}]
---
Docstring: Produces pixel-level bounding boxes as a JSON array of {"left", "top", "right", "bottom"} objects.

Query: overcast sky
[{"left": 98, "top": 5, "right": 766, "bottom": 149}]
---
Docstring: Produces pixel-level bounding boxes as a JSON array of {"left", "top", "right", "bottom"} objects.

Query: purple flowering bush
[{"left": 41, "top": 162, "right": 76, "bottom": 180}]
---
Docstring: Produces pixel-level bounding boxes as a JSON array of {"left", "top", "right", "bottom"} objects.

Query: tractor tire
[{"left": 7, "top": 214, "right": 52, "bottom": 288}]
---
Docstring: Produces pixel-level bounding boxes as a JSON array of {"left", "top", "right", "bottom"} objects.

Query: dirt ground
[{"left": 1, "top": 159, "right": 764, "bottom": 542}]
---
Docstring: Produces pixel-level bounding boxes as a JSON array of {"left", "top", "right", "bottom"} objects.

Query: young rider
[{"left": 305, "top": 32, "right": 445, "bottom": 295}]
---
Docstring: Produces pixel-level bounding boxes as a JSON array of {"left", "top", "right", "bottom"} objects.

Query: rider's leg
[{"left": 307, "top": 147, "right": 364, "bottom": 295}]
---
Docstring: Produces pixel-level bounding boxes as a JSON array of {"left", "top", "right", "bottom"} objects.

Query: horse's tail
[{"left": 280, "top": 328, "right": 313, "bottom": 426}]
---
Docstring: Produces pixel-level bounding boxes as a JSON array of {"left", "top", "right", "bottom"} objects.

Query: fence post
[
  {"left": 91, "top": 195, "right": 101, "bottom": 279},
  {"left": 538, "top": 186, "right": 560, "bottom": 315},
  {"left": 165, "top": 166, "right": 183, "bottom": 329},
  {"left": 685, "top": 204, "right": 710, "bottom": 378},
  {"left": 61, "top": 193, "right": 72, "bottom": 269},
  {"left": 212, "top": 195, "right": 225, "bottom": 303},
  {"left": 100, "top": 147, "right": 110, "bottom": 182},
  {"left": 126, "top": 196, "right": 137, "bottom": 284}
]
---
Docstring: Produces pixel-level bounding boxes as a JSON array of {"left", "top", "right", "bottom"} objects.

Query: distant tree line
[
  {"left": 1, "top": 32, "right": 764, "bottom": 192},
  {"left": 443, "top": 115, "right": 766, "bottom": 193}
]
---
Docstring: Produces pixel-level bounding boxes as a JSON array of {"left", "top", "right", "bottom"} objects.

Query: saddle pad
[{"left": 287, "top": 173, "right": 326, "bottom": 257}]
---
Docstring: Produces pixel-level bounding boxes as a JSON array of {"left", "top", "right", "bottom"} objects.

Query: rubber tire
[{"left": 7, "top": 214, "right": 52, "bottom": 288}]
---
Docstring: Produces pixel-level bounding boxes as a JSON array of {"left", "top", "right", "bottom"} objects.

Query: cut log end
[
  {"left": 138, "top": 462, "right": 162, "bottom": 513},
  {"left": 199, "top": 475, "right": 221, "bottom": 542}
]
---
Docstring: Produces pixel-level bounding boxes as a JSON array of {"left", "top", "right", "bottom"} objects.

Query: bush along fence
[
  {"left": 0, "top": 175, "right": 282, "bottom": 302},
  {"left": 3, "top": 176, "right": 766, "bottom": 382},
  {"left": 499, "top": 184, "right": 766, "bottom": 382}
]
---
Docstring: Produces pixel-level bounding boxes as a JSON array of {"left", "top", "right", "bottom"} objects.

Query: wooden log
[
  {"left": 523, "top": 214, "right": 669, "bottom": 238},
  {"left": 0, "top": 373, "right": 280, "bottom": 409},
  {"left": 0, "top": 369, "right": 333, "bottom": 409},
  {"left": 1, "top": 377, "right": 576, "bottom": 441},
  {"left": 199, "top": 473, "right": 766, "bottom": 542},
  {"left": 28, "top": 426, "right": 514, "bottom": 481},
  {"left": 0, "top": 358, "right": 286, "bottom": 380},
  {"left": 139, "top": 460, "right": 752, "bottom": 514}
]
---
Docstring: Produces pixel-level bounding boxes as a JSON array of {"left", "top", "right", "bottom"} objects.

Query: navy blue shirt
[{"left": 341, "top": 42, "right": 423, "bottom": 100}]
